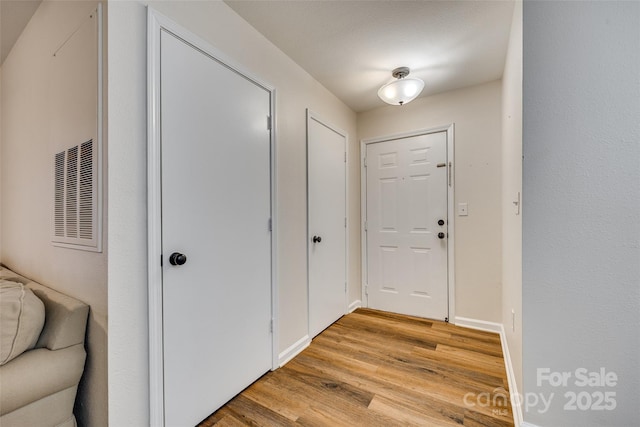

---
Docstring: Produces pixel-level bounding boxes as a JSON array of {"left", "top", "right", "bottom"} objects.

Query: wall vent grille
[{"left": 53, "top": 139, "right": 100, "bottom": 251}]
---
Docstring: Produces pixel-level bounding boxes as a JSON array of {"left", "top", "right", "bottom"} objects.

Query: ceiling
[
  {"left": 1, "top": 1, "right": 515, "bottom": 112},
  {"left": 226, "top": 0, "right": 515, "bottom": 112},
  {"left": 0, "top": 0, "right": 42, "bottom": 65}
]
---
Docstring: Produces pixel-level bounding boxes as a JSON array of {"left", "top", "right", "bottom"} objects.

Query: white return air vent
[{"left": 52, "top": 139, "right": 101, "bottom": 251}]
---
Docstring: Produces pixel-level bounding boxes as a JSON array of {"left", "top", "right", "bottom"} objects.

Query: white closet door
[
  {"left": 308, "top": 112, "right": 347, "bottom": 338},
  {"left": 160, "top": 30, "right": 272, "bottom": 426}
]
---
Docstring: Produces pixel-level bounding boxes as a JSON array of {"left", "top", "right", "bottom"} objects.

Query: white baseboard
[
  {"left": 499, "top": 325, "right": 524, "bottom": 427},
  {"left": 277, "top": 301, "right": 361, "bottom": 368},
  {"left": 454, "top": 316, "right": 523, "bottom": 427},
  {"left": 348, "top": 299, "right": 362, "bottom": 313},
  {"left": 278, "top": 334, "right": 310, "bottom": 367},
  {"left": 453, "top": 316, "right": 502, "bottom": 333}
]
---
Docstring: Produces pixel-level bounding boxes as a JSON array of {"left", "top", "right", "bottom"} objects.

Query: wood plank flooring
[{"left": 199, "top": 309, "right": 514, "bottom": 426}]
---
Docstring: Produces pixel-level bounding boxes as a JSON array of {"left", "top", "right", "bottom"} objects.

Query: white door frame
[
  {"left": 147, "top": 8, "right": 279, "bottom": 425},
  {"left": 360, "top": 124, "right": 455, "bottom": 322},
  {"left": 306, "top": 109, "right": 348, "bottom": 336}
]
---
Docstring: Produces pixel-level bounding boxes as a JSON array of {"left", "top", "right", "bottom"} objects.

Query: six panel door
[{"left": 365, "top": 132, "right": 448, "bottom": 320}]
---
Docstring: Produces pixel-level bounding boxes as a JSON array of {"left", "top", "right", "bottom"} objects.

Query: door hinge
[
  {"left": 448, "top": 161, "right": 452, "bottom": 187},
  {"left": 267, "top": 116, "right": 272, "bottom": 130},
  {"left": 364, "top": 157, "right": 367, "bottom": 167},
  {"left": 364, "top": 285, "right": 369, "bottom": 296},
  {"left": 364, "top": 220, "right": 368, "bottom": 231},
  {"left": 344, "top": 151, "right": 347, "bottom": 163},
  {"left": 344, "top": 217, "right": 347, "bottom": 228},
  {"left": 160, "top": 254, "right": 163, "bottom": 267},
  {"left": 268, "top": 218, "right": 272, "bottom": 232},
  {"left": 270, "top": 319, "right": 273, "bottom": 333}
]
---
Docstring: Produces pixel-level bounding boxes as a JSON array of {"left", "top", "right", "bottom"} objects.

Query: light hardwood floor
[{"left": 199, "top": 308, "right": 514, "bottom": 426}]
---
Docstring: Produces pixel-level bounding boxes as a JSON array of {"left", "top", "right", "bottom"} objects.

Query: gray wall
[{"left": 523, "top": 1, "right": 639, "bottom": 426}]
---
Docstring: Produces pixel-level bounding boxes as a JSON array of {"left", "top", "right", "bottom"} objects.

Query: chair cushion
[{"left": 0, "top": 280, "right": 45, "bottom": 365}]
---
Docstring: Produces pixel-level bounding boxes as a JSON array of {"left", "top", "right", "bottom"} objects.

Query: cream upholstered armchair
[{"left": 0, "top": 266, "right": 89, "bottom": 427}]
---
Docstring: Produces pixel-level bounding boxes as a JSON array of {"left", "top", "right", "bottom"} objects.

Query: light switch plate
[{"left": 458, "top": 202, "right": 468, "bottom": 216}]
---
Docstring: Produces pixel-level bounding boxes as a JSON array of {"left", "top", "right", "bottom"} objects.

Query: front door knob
[
  {"left": 169, "top": 252, "right": 187, "bottom": 266},
  {"left": 312, "top": 235, "right": 322, "bottom": 243},
  {"left": 438, "top": 232, "right": 446, "bottom": 240}
]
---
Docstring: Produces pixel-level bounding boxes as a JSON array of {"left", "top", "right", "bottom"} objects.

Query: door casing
[
  {"left": 146, "top": 8, "right": 279, "bottom": 426},
  {"left": 360, "top": 125, "right": 455, "bottom": 321}
]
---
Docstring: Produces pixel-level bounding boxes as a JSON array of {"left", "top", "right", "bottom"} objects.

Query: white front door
[
  {"left": 364, "top": 131, "right": 448, "bottom": 320},
  {"left": 160, "top": 30, "right": 272, "bottom": 426},
  {"left": 307, "top": 111, "right": 347, "bottom": 338}
]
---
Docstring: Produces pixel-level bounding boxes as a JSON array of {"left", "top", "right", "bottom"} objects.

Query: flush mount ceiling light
[{"left": 377, "top": 66, "right": 425, "bottom": 106}]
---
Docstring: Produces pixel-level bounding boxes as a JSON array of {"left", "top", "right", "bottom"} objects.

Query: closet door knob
[
  {"left": 312, "top": 236, "right": 322, "bottom": 243},
  {"left": 169, "top": 252, "right": 187, "bottom": 266}
]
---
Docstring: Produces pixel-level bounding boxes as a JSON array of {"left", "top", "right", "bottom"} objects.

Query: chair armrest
[
  {"left": 0, "top": 345, "right": 86, "bottom": 415},
  {"left": 27, "top": 282, "right": 89, "bottom": 351},
  {"left": 0, "top": 266, "right": 89, "bottom": 351}
]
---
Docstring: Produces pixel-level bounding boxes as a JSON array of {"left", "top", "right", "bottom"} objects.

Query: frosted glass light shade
[{"left": 377, "top": 77, "right": 425, "bottom": 106}]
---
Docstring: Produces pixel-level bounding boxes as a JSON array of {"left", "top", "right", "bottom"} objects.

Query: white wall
[
  {"left": 0, "top": 66, "right": 3, "bottom": 259},
  {"left": 501, "top": 0, "right": 522, "bottom": 394},
  {"left": 523, "top": 1, "right": 640, "bottom": 425},
  {"left": 0, "top": 1, "right": 108, "bottom": 426},
  {"left": 107, "top": 1, "right": 358, "bottom": 424},
  {"left": 358, "top": 80, "right": 503, "bottom": 323}
]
